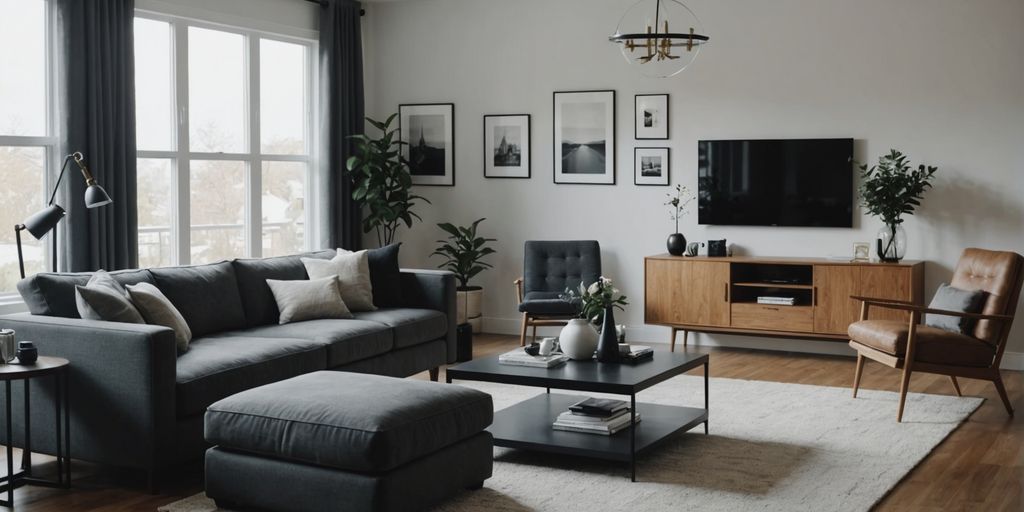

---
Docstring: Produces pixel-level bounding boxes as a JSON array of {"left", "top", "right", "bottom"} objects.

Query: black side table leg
[
  {"left": 63, "top": 370, "right": 70, "bottom": 487},
  {"left": 630, "top": 393, "right": 636, "bottom": 482},
  {"left": 54, "top": 372, "right": 62, "bottom": 486},
  {"left": 704, "top": 361, "right": 709, "bottom": 435},
  {"left": 5, "top": 380, "right": 13, "bottom": 507},
  {"left": 21, "top": 380, "right": 30, "bottom": 475}
]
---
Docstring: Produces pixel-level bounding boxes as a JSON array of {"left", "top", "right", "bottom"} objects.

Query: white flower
[{"left": 587, "top": 282, "right": 600, "bottom": 295}]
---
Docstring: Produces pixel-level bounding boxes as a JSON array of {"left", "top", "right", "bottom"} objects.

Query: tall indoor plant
[
  {"left": 858, "top": 149, "right": 937, "bottom": 262},
  {"left": 346, "top": 114, "right": 430, "bottom": 246},
  {"left": 431, "top": 218, "right": 496, "bottom": 332}
]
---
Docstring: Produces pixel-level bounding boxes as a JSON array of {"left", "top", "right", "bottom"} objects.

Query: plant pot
[
  {"left": 559, "top": 319, "right": 598, "bottom": 360},
  {"left": 667, "top": 233, "right": 686, "bottom": 256},
  {"left": 876, "top": 223, "right": 907, "bottom": 262},
  {"left": 456, "top": 287, "right": 484, "bottom": 330}
]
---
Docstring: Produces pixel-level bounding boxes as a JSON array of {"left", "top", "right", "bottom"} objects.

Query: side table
[{"left": 0, "top": 357, "right": 71, "bottom": 507}]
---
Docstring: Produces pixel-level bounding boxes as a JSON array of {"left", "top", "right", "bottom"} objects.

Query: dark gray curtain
[
  {"left": 319, "top": 0, "right": 364, "bottom": 250},
  {"left": 56, "top": 0, "right": 138, "bottom": 272}
]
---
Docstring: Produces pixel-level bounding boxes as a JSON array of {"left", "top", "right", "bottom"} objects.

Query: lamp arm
[
  {"left": 48, "top": 152, "right": 79, "bottom": 206},
  {"left": 14, "top": 224, "right": 26, "bottom": 279}
]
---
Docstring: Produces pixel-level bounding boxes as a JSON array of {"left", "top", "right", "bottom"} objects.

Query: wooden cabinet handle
[
  {"left": 724, "top": 282, "right": 729, "bottom": 302},
  {"left": 813, "top": 286, "right": 818, "bottom": 306}
]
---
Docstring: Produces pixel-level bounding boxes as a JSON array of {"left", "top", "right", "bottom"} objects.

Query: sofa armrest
[
  {"left": 0, "top": 313, "right": 178, "bottom": 472},
  {"left": 399, "top": 269, "right": 457, "bottom": 363}
]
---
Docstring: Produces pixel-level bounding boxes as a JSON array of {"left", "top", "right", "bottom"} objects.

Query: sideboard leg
[
  {"left": 669, "top": 327, "right": 677, "bottom": 352},
  {"left": 683, "top": 330, "right": 689, "bottom": 348}
]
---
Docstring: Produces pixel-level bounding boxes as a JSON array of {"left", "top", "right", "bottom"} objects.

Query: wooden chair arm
[
  {"left": 513, "top": 278, "right": 524, "bottom": 303},
  {"left": 853, "top": 297, "right": 1013, "bottom": 322},
  {"left": 850, "top": 295, "right": 914, "bottom": 306}
]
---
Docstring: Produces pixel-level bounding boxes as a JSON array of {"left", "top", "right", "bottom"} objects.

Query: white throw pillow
[
  {"left": 74, "top": 270, "right": 145, "bottom": 324},
  {"left": 126, "top": 282, "right": 193, "bottom": 354},
  {"left": 302, "top": 249, "right": 376, "bottom": 312},
  {"left": 267, "top": 276, "right": 353, "bottom": 324}
]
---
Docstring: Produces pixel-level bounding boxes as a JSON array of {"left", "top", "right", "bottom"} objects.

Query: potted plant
[
  {"left": 858, "top": 149, "right": 937, "bottom": 262},
  {"left": 665, "top": 184, "right": 695, "bottom": 256},
  {"left": 430, "top": 218, "right": 496, "bottom": 333},
  {"left": 558, "top": 277, "right": 628, "bottom": 361},
  {"left": 346, "top": 113, "right": 430, "bottom": 247}
]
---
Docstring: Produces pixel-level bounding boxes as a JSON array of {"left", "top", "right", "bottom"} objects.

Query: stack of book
[
  {"left": 757, "top": 296, "right": 796, "bottom": 306},
  {"left": 552, "top": 397, "right": 641, "bottom": 435},
  {"left": 497, "top": 349, "right": 569, "bottom": 368}
]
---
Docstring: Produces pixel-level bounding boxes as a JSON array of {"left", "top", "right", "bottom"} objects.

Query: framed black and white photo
[
  {"left": 634, "top": 147, "right": 670, "bottom": 186},
  {"left": 635, "top": 94, "right": 669, "bottom": 140},
  {"left": 483, "top": 114, "right": 530, "bottom": 178},
  {"left": 553, "top": 90, "right": 615, "bottom": 185},
  {"left": 399, "top": 103, "right": 454, "bottom": 186}
]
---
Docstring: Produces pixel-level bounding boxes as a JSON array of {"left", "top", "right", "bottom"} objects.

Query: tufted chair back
[
  {"left": 523, "top": 241, "right": 602, "bottom": 296},
  {"left": 949, "top": 248, "right": 1024, "bottom": 346}
]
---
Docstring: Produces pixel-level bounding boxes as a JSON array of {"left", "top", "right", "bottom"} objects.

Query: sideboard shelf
[{"left": 643, "top": 254, "right": 925, "bottom": 350}]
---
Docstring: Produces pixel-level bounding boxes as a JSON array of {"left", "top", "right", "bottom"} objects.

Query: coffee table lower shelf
[{"left": 489, "top": 393, "right": 707, "bottom": 477}]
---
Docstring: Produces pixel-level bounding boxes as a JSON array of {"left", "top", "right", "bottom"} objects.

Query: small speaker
[{"left": 707, "top": 239, "right": 728, "bottom": 257}]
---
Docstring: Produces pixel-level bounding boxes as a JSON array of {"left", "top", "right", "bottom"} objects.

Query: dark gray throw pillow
[
  {"left": 74, "top": 271, "right": 145, "bottom": 324},
  {"left": 367, "top": 243, "right": 403, "bottom": 308},
  {"left": 925, "top": 283, "right": 987, "bottom": 334}
]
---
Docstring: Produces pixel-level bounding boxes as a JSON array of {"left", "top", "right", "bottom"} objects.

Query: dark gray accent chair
[
  {"left": 514, "top": 240, "right": 602, "bottom": 346},
  {"left": 0, "top": 251, "right": 457, "bottom": 488}
]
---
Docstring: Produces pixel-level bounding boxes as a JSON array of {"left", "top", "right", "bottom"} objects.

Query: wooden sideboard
[{"left": 643, "top": 254, "right": 925, "bottom": 349}]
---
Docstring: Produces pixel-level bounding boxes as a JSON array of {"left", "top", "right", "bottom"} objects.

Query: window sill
[{"left": 0, "top": 297, "right": 28, "bottom": 316}]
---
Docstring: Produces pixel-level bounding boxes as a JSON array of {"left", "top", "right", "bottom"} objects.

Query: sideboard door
[
  {"left": 679, "top": 261, "right": 731, "bottom": 327},
  {"left": 813, "top": 265, "right": 860, "bottom": 335}
]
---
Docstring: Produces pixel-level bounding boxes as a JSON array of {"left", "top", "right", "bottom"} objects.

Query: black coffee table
[{"left": 446, "top": 351, "right": 709, "bottom": 481}]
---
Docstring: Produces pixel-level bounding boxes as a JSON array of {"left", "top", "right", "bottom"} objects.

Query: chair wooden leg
[
  {"left": 519, "top": 313, "right": 529, "bottom": 347},
  {"left": 993, "top": 376, "right": 1014, "bottom": 417},
  {"left": 852, "top": 354, "right": 865, "bottom": 398},
  {"left": 897, "top": 364, "right": 913, "bottom": 422},
  {"left": 531, "top": 324, "right": 538, "bottom": 345},
  {"left": 669, "top": 327, "right": 677, "bottom": 352},
  {"left": 949, "top": 376, "right": 962, "bottom": 397}
]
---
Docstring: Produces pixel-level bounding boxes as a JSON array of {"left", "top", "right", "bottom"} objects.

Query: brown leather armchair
[{"left": 848, "top": 248, "right": 1023, "bottom": 421}]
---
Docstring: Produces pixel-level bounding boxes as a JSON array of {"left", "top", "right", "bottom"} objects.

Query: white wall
[{"left": 365, "top": 0, "right": 1024, "bottom": 366}]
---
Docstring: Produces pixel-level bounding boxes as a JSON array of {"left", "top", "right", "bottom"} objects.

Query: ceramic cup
[
  {"left": 539, "top": 337, "right": 556, "bottom": 357},
  {"left": 0, "top": 329, "right": 16, "bottom": 364}
]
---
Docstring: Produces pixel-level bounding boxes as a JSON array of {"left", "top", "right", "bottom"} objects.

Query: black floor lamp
[{"left": 14, "top": 152, "right": 112, "bottom": 279}]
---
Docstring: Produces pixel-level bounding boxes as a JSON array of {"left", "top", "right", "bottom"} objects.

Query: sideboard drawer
[{"left": 731, "top": 303, "right": 814, "bottom": 332}]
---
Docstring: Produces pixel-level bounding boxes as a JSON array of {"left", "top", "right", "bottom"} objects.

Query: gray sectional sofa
[{"left": 0, "top": 249, "right": 456, "bottom": 484}]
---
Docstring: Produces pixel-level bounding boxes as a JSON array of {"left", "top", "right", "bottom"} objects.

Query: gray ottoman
[{"left": 204, "top": 371, "right": 494, "bottom": 512}]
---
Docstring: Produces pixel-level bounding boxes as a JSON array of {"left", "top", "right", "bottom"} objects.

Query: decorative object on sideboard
[
  {"left": 16, "top": 341, "right": 37, "bottom": 365},
  {"left": 483, "top": 114, "right": 531, "bottom": 179},
  {"left": 347, "top": 113, "right": 431, "bottom": 246},
  {"left": 399, "top": 103, "right": 455, "bottom": 186},
  {"left": 665, "top": 183, "right": 695, "bottom": 255},
  {"left": 557, "top": 319, "right": 599, "bottom": 360},
  {"left": 857, "top": 149, "right": 937, "bottom": 263},
  {"left": 634, "top": 94, "right": 669, "bottom": 139},
  {"left": 634, "top": 147, "right": 670, "bottom": 186},
  {"left": 685, "top": 241, "right": 703, "bottom": 257},
  {"left": 852, "top": 242, "right": 871, "bottom": 262},
  {"left": 431, "top": 218, "right": 496, "bottom": 333},
  {"left": 553, "top": 90, "right": 616, "bottom": 185},
  {"left": 707, "top": 239, "right": 728, "bottom": 257},
  {"left": 609, "top": 0, "right": 709, "bottom": 78},
  {"left": 0, "top": 330, "right": 15, "bottom": 364},
  {"left": 14, "top": 151, "right": 112, "bottom": 278}
]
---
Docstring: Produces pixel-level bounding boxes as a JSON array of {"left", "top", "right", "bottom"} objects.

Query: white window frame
[{"left": 135, "top": 10, "right": 319, "bottom": 266}]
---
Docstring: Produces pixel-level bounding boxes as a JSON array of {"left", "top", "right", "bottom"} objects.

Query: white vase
[{"left": 559, "top": 319, "right": 598, "bottom": 360}]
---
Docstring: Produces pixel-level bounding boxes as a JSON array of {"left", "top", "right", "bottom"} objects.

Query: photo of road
[
  {"left": 559, "top": 101, "right": 607, "bottom": 174},
  {"left": 561, "top": 141, "right": 606, "bottom": 174}
]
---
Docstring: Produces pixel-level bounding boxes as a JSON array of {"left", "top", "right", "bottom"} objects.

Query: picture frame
[
  {"left": 853, "top": 242, "right": 871, "bottom": 261},
  {"left": 399, "top": 103, "right": 455, "bottom": 186},
  {"left": 553, "top": 90, "right": 616, "bottom": 185},
  {"left": 634, "top": 147, "right": 670, "bottom": 186},
  {"left": 635, "top": 94, "right": 669, "bottom": 140},
  {"left": 483, "top": 114, "right": 530, "bottom": 179}
]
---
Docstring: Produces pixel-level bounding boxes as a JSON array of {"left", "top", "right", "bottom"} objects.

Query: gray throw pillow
[
  {"left": 126, "top": 282, "right": 193, "bottom": 354},
  {"left": 301, "top": 250, "right": 376, "bottom": 312},
  {"left": 925, "top": 283, "right": 987, "bottom": 334},
  {"left": 267, "top": 277, "right": 353, "bottom": 324},
  {"left": 74, "top": 271, "right": 145, "bottom": 324}
]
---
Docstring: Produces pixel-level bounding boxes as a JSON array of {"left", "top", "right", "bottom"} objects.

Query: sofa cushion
[
  {"left": 352, "top": 308, "right": 447, "bottom": 349},
  {"left": 518, "top": 291, "right": 577, "bottom": 316},
  {"left": 204, "top": 371, "right": 493, "bottom": 473},
  {"left": 367, "top": 243, "right": 403, "bottom": 308},
  {"left": 232, "top": 250, "right": 335, "bottom": 327},
  {"left": 225, "top": 319, "right": 393, "bottom": 367},
  {"left": 17, "top": 268, "right": 154, "bottom": 318},
  {"left": 74, "top": 271, "right": 145, "bottom": 324},
  {"left": 176, "top": 335, "right": 326, "bottom": 417},
  {"left": 150, "top": 262, "right": 247, "bottom": 337},
  {"left": 848, "top": 320, "right": 996, "bottom": 367},
  {"left": 127, "top": 282, "right": 193, "bottom": 354},
  {"left": 303, "top": 251, "right": 376, "bottom": 312},
  {"left": 924, "top": 283, "right": 987, "bottom": 334}
]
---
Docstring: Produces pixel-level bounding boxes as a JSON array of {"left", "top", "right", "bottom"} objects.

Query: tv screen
[{"left": 698, "top": 138, "right": 854, "bottom": 227}]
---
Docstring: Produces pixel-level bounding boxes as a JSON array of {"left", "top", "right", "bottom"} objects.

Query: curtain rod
[{"left": 304, "top": 0, "right": 366, "bottom": 16}]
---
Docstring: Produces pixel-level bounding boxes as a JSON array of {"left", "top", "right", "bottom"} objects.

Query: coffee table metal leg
[
  {"left": 630, "top": 393, "right": 636, "bottom": 482},
  {"left": 704, "top": 361, "right": 709, "bottom": 435}
]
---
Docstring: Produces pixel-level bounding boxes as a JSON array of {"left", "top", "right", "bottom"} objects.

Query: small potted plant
[
  {"left": 858, "top": 150, "right": 937, "bottom": 262},
  {"left": 665, "top": 184, "right": 695, "bottom": 256},
  {"left": 559, "top": 277, "right": 628, "bottom": 361},
  {"left": 431, "top": 218, "right": 496, "bottom": 332}
]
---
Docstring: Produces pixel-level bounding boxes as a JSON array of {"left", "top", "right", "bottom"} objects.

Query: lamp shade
[
  {"left": 23, "top": 204, "right": 66, "bottom": 240},
  {"left": 84, "top": 183, "right": 112, "bottom": 208}
]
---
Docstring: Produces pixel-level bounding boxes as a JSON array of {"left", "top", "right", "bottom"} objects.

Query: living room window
[
  {"left": 0, "top": 0, "right": 54, "bottom": 294},
  {"left": 134, "top": 13, "right": 316, "bottom": 267}
]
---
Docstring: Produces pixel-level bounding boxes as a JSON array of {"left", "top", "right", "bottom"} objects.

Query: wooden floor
[{"left": 5, "top": 333, "right": 1022, "bottom": 511}]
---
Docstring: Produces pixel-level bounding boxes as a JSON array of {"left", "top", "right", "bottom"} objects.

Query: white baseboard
[{"left": 481, "top": 316, "right": 1024, "bottom": 371}]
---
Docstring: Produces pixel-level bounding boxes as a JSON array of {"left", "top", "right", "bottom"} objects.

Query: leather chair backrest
[
  {"left": 523, "top": 241, "right": 602, "bottom": 295},
  {"left": 949, "top": 248, "right": 1024, "bottom": 345}
]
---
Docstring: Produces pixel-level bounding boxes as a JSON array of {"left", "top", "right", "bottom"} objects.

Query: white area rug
[{"left": 159, "top": 376, "right": 981, "bottom": 512}]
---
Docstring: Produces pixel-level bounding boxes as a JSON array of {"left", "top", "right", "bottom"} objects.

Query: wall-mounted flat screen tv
[{"left": 698, "top": 138, "right": 854, "bottom": 227}]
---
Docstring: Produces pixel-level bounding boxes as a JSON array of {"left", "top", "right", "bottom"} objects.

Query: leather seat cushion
[
  {"left": 849, "top": 320, "right": 995, "bottom": 367},
  {"left": 518, "top": 291, "right": 577, "bottom": 316}
]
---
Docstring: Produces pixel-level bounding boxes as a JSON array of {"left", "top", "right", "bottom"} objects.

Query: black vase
[
  {"left": 596, "top": 306, "right": 619, "bottom": 363},
  {"left": 667, "top": 233, "right": 686, "bottom": 256}
]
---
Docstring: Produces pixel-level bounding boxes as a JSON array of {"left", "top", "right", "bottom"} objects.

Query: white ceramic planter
[{"left": 559, "top": 319, "right": 598, "bottom": 360}]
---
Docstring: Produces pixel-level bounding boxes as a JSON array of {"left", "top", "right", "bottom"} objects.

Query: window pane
[
  {"left": 260, "top": 39, "right": 307, "bottom": 155},
  {"left": 0, "top": 147, "right": 47, "bottom": 291},
  {"left": 134, "top": 18, "right": 174, "bottom": 151},
  {"left": 262, "top": 161, "right": 305, "bottom": 257},
  {"left": 0, "top": 0, "right": 47, "bottom": 136},
  {"left": 137, "top": 158, "right": 175, "bottom": 268},
  {"left": 190, "top": 160, "right": 245, "bottom": 264},
  {"left": 188, "top": 27, "right": 246, "bottom": 153}
]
